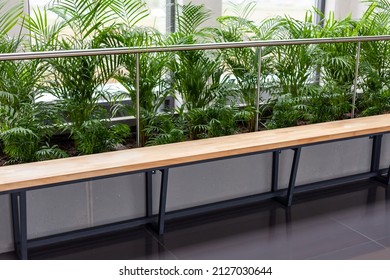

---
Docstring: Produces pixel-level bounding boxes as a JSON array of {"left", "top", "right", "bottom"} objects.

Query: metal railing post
[
  {"left": 255, "top": 47, "right": 262, "bottom": 132},
  {"left": 136, "top": 53, "right": 140, "bottom": 147},
  {"left": 351, "top": 41, "right": 361, "bottom": 118}
]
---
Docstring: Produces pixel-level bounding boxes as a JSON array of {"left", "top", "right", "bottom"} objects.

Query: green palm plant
[
  {"left": 358, "top": 1, "right": 390, "bottom": 115},
  {"left": 0, "top": 1, "right": 68, "bottom": 164},
  {"left": 265, "top": 93, "right": 308, "bottom": 129},
  {"left": 170, "top": 46, "right": 229, "bottom": 111},
  {"left": 44, "top": 0, "right": 120, "bottom": 125},
  {"left": 168, "top": 3, "right": 228, "bottom": 111},
  {"left": 167, "top": 3, "right": 236, "bottom": 140},
  {"left": 0, "top": 52, "right": 67, "bottom": 163},
  {"left": 0, "top": 0, "right": 24, "bottom": 37},
  {"left": 308, "top": 10, "right": 361, "bottom": 121},
  {"left": 30, "top": 0, "right": 149, "bottom": 154},
  {"left": 264, "top": 12, "right": 320, "bottom": 127},
  {"left": 143, "top": 111, "right": 186, "bottom": 146},
  {"left": 315, "top": 11, "right": 359, "bottom": 90},
  {"left": 0, "top": 56, "right": 67, "bottom": 164},
  {"left": 24, "top": 6, "right": 66, "bottom": 51},
  {"left": 0, "top": 102, "right": 68, "bottom": 164},
  {"left": 186, "top": 101, "right": 239, "bottom": 139},
  {"left": 269, "top": 12, "right": 320, "bottom": 98},
  {"left": 104, "top": 26, "right": 170, "bottom": 146},
  {"left": 215, "top": 0, "right": 275, "bottom": 131}
]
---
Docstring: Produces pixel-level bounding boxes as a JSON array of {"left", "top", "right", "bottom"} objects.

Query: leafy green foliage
[
  {"left": 315, "top": 11, "right": 358, "bottom": 90},
  {"left": 0, "top": 33, "right": 67, "bottom": 164},
  {"left": 266, "top": 94, "right": 307, "bottom": 129},
  {"left": 357, "top": 2, "right": 390, "bottom": 115},
  {"left": 267, "top": 83, "right": 351, "bottom": 128},
  {"left": 47, "top": 55, "right": 113, "bottom": 128},
  {"left": 176, "top": 3, "right": 211, "bottom": 36},
  {"left": 169, "top": 3, "right": 230, "bottom": 111},
  {"left": 171, "top": 48, "right": 230, "bottom": 110},
  {"left": 269, "top": 12, "right": 319, "bottom": 98},
  {"left": 1, "top": 127, "right": 40, "bottom": 163},
  {"left": 105, "top": 27, "right": 170, "bottom": 146},
  {"left": 359, "top": 88, "right": 390, "bottom": 116},
  {"left": 35, "top": 143, "right": 69, "bottom": 161},
  {"left": 0, "top": 0, "right": 24, "bottom": 37},
  {"left": 24, "top": 6, "right": 65, "bottom": 51},
  {"left": 187, "top": 105, "right": 238, "bottom": 139},
  {"left": 216, "top": 2, "right": 275, "bottom": 131},
  {"left": 306, "top": 84, "right": 351, "bottom": 123},
  {"left": 0, "top": 101, "right": 67, "bottom": 164},
  {"left": 73, "top": 120, "right": 130, "bottom": 154},
  {"left": 143, "top": 112, "right": 186, "bottom": 146}
]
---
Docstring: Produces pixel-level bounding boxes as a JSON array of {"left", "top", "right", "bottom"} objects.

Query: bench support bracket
[
  {"left": 371, "top": 135, "right": 383, "bottom": 174},
  {"left": 370, "top": 134, "right": 390, "bottom": 186},
  {"left": 158, "top": 168, "right": 169, "bottom": 235},
  {"left": 145, "top": 171, "right": 153, "bottom": 217},
  {"left": 286, "top": 147, "right": 302, "bottom": 207},
  {"left": 272, "top": 151, "right": 280, "bottom": 192},
  {"left": 274, "top": 147, "right": 302, "bottom": 207}
]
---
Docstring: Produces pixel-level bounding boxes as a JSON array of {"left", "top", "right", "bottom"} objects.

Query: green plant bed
[{"left": 0, "top": 0, "right": 389, "bottom": 165}]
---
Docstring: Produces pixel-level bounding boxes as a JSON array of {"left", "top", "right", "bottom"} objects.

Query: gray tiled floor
[{"left": 2, "top": 179, "right": 390, "bottom": 260}]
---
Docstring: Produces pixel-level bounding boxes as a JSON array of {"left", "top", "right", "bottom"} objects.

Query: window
[
  {"left": 28, "top": 0, "right": 167, "bottom": 32},
  {"left": 222, "top": 0, "right": 318, "bottom": 21},
  {"left": 28, "top": 0, "right": 324, "bottom": 32}
]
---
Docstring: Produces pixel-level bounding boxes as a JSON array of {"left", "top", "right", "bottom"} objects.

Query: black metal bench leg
[
  {"left": 158, "top": 168, "right": 169, "bottom": 235},
  {"left": 272, "top": 151, "right": 280, "bottom": 192},
  {"left": 11, "top": 191, "right": 28, "bottom": 260},
  {"left": 11, "top": 193, "right": 20, "bottom": 255},
  {"left": 145, "top": 171, "right": 153, "bottom": 218},
  {"left": 286, "top": 147, "right": 302, "bottom": 207},
  {"left": 19, "top": 191, "right": 28, "bottom": 260},
  {"left": 371, "top": 135, "right": 383, "bottom": 174},
  {"left": 370, "top": 134, "right": 390, "bottom": 186}
]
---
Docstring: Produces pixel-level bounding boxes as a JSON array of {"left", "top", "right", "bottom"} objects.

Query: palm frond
[
  {"left": 109, "top": 0, "right": 149, "bottom": 29},
  {"left": 177, "top": 3, "right": 211, "bottom": 35},
  {"left": 49, "top": 0, "right": 115, "bottom": 40},
  {"left": 0, "top": 0, "right": 24, "bottom": 37}
]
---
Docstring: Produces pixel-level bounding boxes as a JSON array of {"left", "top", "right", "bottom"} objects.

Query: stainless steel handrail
[{"left": 0, "top": 35, "right": 389, "bottom": 61}]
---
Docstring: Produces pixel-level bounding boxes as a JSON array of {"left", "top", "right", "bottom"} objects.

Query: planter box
[{"left": 0, "top": 134, "right": 389, "bottom": 254}]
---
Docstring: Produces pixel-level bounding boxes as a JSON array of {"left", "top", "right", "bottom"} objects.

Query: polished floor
[{"left": 2, "top": 179, "right": 390, "bottom": 260}]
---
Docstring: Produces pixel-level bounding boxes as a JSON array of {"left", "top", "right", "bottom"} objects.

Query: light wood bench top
[{"left": 1, "top": 114, "right": 390, "bottom": 193}]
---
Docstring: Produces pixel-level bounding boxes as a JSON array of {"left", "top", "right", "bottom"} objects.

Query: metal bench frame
[{"left": 5, "top": 131, "right": 390, "bottom": 259}]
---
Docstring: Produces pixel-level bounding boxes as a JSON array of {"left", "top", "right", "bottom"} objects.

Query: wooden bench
[{"left": 1, "top": 114, "right": 390, "bottom": 259}]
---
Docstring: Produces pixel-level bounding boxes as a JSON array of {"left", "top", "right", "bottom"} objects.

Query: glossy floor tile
[
  {"left": 1, "top": 179, "right": 390, "bottom": 260},
  {"left": 31, "top": 228, "right": 176, "bottom": 260}
]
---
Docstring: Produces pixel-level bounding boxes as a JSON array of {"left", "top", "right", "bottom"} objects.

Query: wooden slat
[{"left": 1, "top": 114, "right": 390, "bottom": 193}]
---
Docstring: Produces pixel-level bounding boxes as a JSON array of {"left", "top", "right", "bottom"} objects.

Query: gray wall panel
[
  {"left": 0, "top": 195, "right": 13, "bottom": 253},
  {"left": 27, "top": 183, "right": 89, "bottom": 239},
  {"left": 162, "top": 153, "right": 272, "bottom": 212},
  {"left": 278, "top": 137, "right": 372, "bottom": 188},
  {"left": 90, "top": 174, "right": 146, "bottom": 226},
  {"left": 380, "top": 134, "right": 390, "bottom": 170}
]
